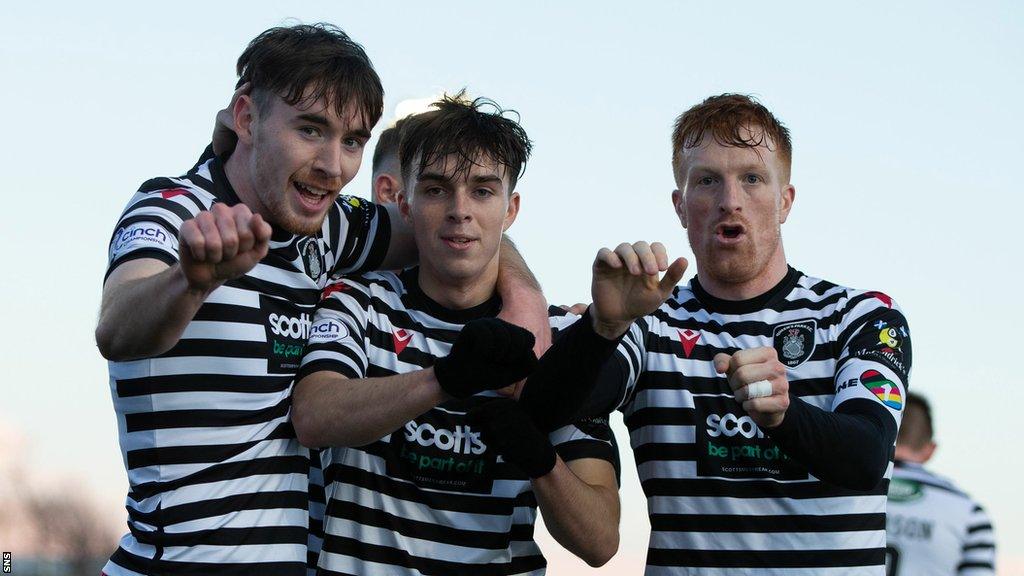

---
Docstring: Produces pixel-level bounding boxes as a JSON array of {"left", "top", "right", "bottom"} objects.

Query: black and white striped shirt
[
  {"left": 298, "top": 268, "right": 617, "bottom": 576},
  {"left": 102, "top": 156, "right": 390, "bottom": 576},
  {"left": 612, "top": 267, "right": 911, "bottom": 575},
  {"left": 886, "top": 461, "right": 995, "bottom": 575}
]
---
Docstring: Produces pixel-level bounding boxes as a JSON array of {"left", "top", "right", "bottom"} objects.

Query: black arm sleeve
[
  {"left": 765, "top": 396, "right": 897, "bottom": 491},
  {"left": 518, "top": 309, "right": 624, "bottom": 432}
]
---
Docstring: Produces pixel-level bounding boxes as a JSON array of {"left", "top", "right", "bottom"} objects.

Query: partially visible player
[
  {"left": 291, "top": 94, "right": 673, "bottom": 574},
  {"left": 885, "top": 393, "right": 996, "bottom": 575},
  {"left": 369, "top": 115, "right": 411, "bottom": 204}
]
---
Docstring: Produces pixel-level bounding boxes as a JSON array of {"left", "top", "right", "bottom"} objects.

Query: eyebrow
[
  {"left": 295, "top": 113, "right": 371, "bottom": 140},
  {"left": 417, "top": 171, "right": 504, "bottom": 185},
  {"left": 296, "top": 113, "right": 329, "bottom": 127}
]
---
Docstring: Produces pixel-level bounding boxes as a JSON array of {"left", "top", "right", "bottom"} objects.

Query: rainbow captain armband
[{"left": 860, "top": 369, "right": 903, "bottom": 411}]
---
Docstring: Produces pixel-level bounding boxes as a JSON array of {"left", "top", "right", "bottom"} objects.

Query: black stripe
[
  {"left": 106, "top": 249, "right": 178, "bottom": 281},
  {"left": 327, "top": 499, "right": 513, "bottom": 549},
  {"left": 650, "top": 512, "right": 885, "bottom": 532},
  {"left": 962, "top": 542, "right": 995, "bottom": 551},
  {"left": 320, "top": 535, "right": 533, "bottom": 576},
  {"left": 958, "top": 561, "right": 996, "bottom": 570},
  {"left": 967, "top": 522, "right": 993, "bottom": 534},
  {"left": 642, "top": 477, "right": 886, "bottom": 499},
  {"left": 126, "top": 423, "right": 295, "bottom": 468},
  {"left": 124, "top": 395, "right": 291, "bottom": 432},
  {"left": 328, "top": 464, "right": 513, "bottom": 515},
  {"left": 116, "top": 374, "right": 292, "bottom": 397},
  {"left": 128, "top": 454, "right": 310, "bottom": 502},
  {"left": 646, "top": 545, "right": 883, "bottom": 568},
  {"left": 109, "top": 546, "right": 306, "bottom": 576}
]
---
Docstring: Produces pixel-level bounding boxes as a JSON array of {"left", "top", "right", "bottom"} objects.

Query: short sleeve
[
  {"left": 549, "top": 414, "right": 618, "bottom": 475},
  {"left": 105, "top": 182, "right": 209, "bottom": 281},
  {"left": 330, "top": 196, "right": 391, "bottom": 276},
  {"left": 297, "top": 279, "right": 372, "bottom": 381}
]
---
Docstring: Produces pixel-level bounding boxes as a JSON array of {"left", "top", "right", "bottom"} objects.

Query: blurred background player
[{"left": 886, "top": 392, "right": 996, "bottom": 575}]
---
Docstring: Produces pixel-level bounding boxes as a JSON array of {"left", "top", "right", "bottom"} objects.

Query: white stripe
[{"left": 650, "top": 528, "right": 884, "bottom": 551}]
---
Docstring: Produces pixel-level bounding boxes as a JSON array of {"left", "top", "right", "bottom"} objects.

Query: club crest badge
[
  {"left": 297, "top": 237, "right": 324, "bottom": 281},
  {"left": 772, "top": 319, "right": 817, "bottom": 368}
]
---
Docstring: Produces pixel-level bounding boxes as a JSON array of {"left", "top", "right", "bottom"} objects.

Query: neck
[
  {"left": 417, "top": 259, "right": 499, "bottom": 311},
  {"left": 698, "top": 249, "right": 789, "bottom": 301},
  {"left": 223, "top": 147, "right": 264, "bottom": 217}
]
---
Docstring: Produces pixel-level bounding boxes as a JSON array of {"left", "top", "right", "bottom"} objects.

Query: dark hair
[
  {"left": 672, "top": 93, "right": 792, "bottom": 179},
  {"left": 372, "top": 115, "right": 412, "bottom": 176},
  {"left": 398, "top": 91, "right": 533, "bottom": 192},
  {"left": 236, "top": 23, "right": 384, "bottom": 130},
  {"left": 897, "top": 392, "right": 934, "bottom": 449}
]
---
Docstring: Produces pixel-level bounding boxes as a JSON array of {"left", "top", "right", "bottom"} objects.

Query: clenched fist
[
  {"left": 714, "top": 347, "right": 791, "bottom": 429},
  {"left": 178, "top": 202, "right": 272, "bottom": 293}
]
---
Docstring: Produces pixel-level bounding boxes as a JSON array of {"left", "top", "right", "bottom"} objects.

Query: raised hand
[
  {"left": 178, "top": 202, "right": 272, "bottom": 293},
  {"left": 590, "top": 241, "right": 687, "bottom": 338},
  {"left": 714, "top": 347, "right": 791, "bottom": 429},
  {"left": 433, "top": 318, "right": 539, "bottom": 398}
]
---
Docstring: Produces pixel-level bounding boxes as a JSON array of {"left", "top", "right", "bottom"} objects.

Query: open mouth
[
  {"left": 441, "top": 235, "right": 477, "bottom": 250},
  {"left": 716, "top": 223, "right": 746, "bottom": 241},
  {"left": 292, "top": 181, "right": 331, "bottom": 209}
]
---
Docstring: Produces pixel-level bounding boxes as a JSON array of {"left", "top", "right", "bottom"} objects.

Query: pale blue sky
[{"left": 2, "top": 1, "right": 1021, "bottom": 572}]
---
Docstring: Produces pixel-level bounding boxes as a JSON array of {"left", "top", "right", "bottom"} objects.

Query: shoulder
[{"left": 893, "top": 462, "right": 970, "bottom": 499}]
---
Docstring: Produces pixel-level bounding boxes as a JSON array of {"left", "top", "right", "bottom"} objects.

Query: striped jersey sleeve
[
  {"left": 298, "top": 278, "right": 374, "bottom": 380},
  {"left": 833, "top": 291, "right": 912, "bottom": 424},
  {"left": 959, "top": 504, "right": 996, "bottom": 575},
  {"left": 105, "top": 176, "right": 212, "bottom": 278},
  {"left": 327, "top": 195, "right": 391, "bottom": 276}
]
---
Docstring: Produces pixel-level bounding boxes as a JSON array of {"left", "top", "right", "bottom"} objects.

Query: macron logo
[
  {"left": 678, "top": 329, "right": 700, "bottom": 358},
  {"left": 393, "top": 329, "right": 413, "bottom": 354}
]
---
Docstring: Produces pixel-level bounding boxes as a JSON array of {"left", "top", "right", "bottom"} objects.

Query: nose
[
  {"left": 718, "top": 178, "right": 743, "bottom": 214},
  {"left": 446, "top": 189, "right": 472, "bottom": 222},
  {"left": 312, "top": 139, "right": 344, "bottom": 181}
]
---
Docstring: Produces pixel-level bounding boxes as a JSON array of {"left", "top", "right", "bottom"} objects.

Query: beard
[
  {"left": 694, "top": 226, "right": 782, "bottom": 287},
  {"left": 251, "top": 146, "right": 330, "bottom": 237}
]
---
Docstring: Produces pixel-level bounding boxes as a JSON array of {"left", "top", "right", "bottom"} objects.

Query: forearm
[
  {"left": 96, "top": 262, "right": 210, "bottom": 360},
  {"left": 533, "top": 458, "right": 620, "bottom": 567},
  {"left": 497, "top": 235, "right": 542, "bottom": 293},
  {"left": 765, "top": 397, "right": 896, "bottom": 490},
  {"left": 520, "top": 310, "right": 625, "bottom": 430},
  {"left": 292, "top": 369, "right": 447, "bottom": 447}
]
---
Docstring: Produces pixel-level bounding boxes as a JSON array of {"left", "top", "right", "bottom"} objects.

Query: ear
[
  {"left": 671, "top": 189, "right": 687, "bottom": 228},
  {"left": 778, "top": 184, "right": 795, "bottom": 224},
  {"left": 920, "top": 441, "right": 937, "bottom": 464},
  {"left": 397, "top": 189, "right": 413, "bottom": 224},
  {"left": 502, "top": 192, "right": 521, "bottom": 232},
  {"left": 233, "top": 94, "right": 258, "bottom": 146},
  {"left": 373, "top": 174, "right": 401, "bottom": 205}
]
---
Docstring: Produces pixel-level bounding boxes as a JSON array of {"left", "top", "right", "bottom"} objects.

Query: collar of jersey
[
  {"left": 690, "top": 265, "right": 802, "bottom": 315},
  {"left": 208, "top": 153, "right": 298, "bottom": 244},
  {"left": 399, "top": 267, "right": 503, "bottom": 324}
]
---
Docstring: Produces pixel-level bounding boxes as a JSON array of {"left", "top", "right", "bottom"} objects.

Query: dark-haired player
[
  {"left": 96, "top": 25, "right": 545, "bottom": 576},
  {"left": 885, "top": 393, "right": 995, "bottom": 575},
  {"left": 292, "top": 94, "right": 679, "bottom": 574},
  {"left": 369, "top": 116, "right": 411, "bottom": 204},
  {"left": 525, "top": 94, "right": 914, "bottom": 574}
]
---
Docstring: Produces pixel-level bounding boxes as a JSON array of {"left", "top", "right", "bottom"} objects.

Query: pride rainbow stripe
[{"left": 860, "top": 369, "right": 903, "bottom": 410}]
